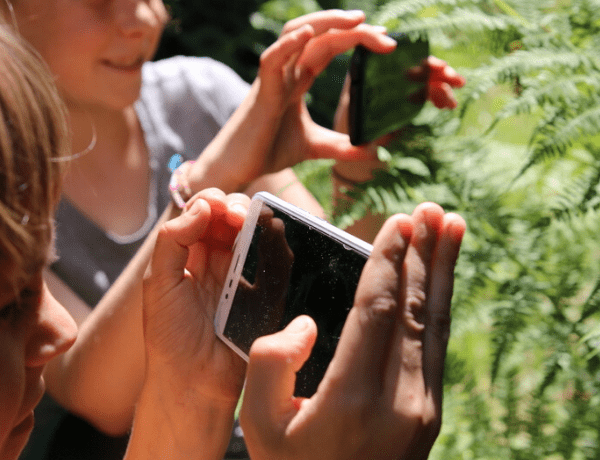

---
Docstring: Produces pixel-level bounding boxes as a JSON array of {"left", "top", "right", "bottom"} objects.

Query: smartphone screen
[
  {"left": 220, "top": 196, "right": 370, "bottom": 397},
  {"left": 349, "top": 32, "right": 430, "bottom": 145}
]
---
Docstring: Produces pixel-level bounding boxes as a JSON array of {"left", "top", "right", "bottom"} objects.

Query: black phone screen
[
  {"left": 222, "top": 202, "right": 368, "bottom": 397},
  {"left": 349, "top": 32, "right": 430, "bottom": 145}
]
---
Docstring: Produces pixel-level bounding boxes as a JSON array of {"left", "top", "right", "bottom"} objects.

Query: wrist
[
  {"left": 332, "top": 159, "right": 385, "bottom": 186},
  {"left": 129, "top": 375, "right": 237, "bottom": 459},
  {"left": 169, "top": 160, "right": 195, "bottom": 208},
  {"left": 186, "top": 82, "right": 283, "bottom": 194}
]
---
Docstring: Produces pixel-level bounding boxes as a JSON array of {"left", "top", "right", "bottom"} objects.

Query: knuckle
[
  {"left": 361, "top": 294, "right": 398, "bottom": 326},
  {"left": 404, "top": 288, "right": 427, "bottom": 333}
]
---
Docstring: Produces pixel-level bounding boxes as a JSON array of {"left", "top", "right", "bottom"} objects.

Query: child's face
[
  {"left": 12, "top": 0, "right": 168, "bottom": 110},
  {"left": 0, "top": 268, "right": 77, "bottom": 460}
]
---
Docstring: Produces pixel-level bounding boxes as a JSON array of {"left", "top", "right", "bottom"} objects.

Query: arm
[
  {"left": 44, "top": 9, "right": 397, "bottom": 433},
  {"left": 43, "top": 202, "right": 179, "bottom": 434},
  {"left": 125, "top": 191, "right": 250, "bottom": 459},
  {"left": 240, "top": 202, "right": 466, "bottom": 459},
  {"left": 184, "top": 10, "right": 398, "bottom": 201},
  {"left": 244, "top": 168, "right": 326, "bottom": 219}
]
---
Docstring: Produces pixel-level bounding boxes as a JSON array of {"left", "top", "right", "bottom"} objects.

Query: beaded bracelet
[{"left": 169, "top": 160, "right": 195, "bottom": 209}]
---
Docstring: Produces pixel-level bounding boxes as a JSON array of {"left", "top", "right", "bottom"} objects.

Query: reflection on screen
[{"left": 223, "top": 203, "right": 368, "bottom": 397}]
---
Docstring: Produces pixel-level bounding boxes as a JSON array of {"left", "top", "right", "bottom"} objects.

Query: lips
[
  {"left": 13, "top": 374, "right": 45, "bottom": 432},
  {"left": 102, "top": 55, "right": 145, "bottom": 72}
]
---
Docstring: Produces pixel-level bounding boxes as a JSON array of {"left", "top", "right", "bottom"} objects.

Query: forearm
[
  {"left": 125, "top": 377, "right": 236, "bottom": 460},
  {"left": 187, "top": 80, "right": 283, "bottom": 195},
  {"left": 331, "top": 159, "right": 386, "bottom": 243},
  {"left": 245, "top": 168, "right": 326, "bottom": 219},
  {"left": 44, "top": 203, "right": 180, "bottom": 435}
]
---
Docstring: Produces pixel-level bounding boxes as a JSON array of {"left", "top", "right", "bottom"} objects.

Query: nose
[
  {"left": 115, "top": 0, "right": 168, "bottom": 37},
  {"left": 25, "top": 283, "right": 78, "bottom": 368}
]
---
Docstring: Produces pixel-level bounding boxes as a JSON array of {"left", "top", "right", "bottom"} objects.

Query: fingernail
[
  {"left": 230, "top": 203, "right": 247, "bottom": 218},
  {"left": 381, "top": 34, "right": 398, "bottom": 46},
  {"left": 286, "top": 316, "right": 311, "bottom": 334},
  {"left": 347, "top": 9, "right": 364, "bottom": 17},
  {"left": 373, "top": 25, "right": 387, "bottom": 33}
]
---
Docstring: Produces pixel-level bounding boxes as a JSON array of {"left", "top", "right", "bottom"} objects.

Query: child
[
  {"left": 1, "top": 2, "right": 465, "bottom": 457},
  {"left": 0, "top": 22, "right": 466, "bottom": 460}
]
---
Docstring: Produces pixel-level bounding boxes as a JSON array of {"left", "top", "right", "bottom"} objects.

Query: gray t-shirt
[
  {"left": 21, "top": 56, "right": 251, "bottom": 460},
  {"left": 52, "top": 55, "right": 249, "bottom": 306}
]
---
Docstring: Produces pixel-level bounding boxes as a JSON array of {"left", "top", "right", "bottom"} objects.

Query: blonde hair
[{"left": 0, "top": 24, "right": 70, "bottom": 290}]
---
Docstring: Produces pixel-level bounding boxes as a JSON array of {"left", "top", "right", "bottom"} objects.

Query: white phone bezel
[{"left": 214, "top": 191, "right": 373, "bottom": 362}]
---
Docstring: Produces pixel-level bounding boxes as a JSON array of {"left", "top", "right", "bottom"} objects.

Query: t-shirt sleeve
[
  {"left": 136, "top": 55, "right": 250, "bottom": 162},
  {"left": 136, "top": 56, "right": 251, "bottom": 214}
]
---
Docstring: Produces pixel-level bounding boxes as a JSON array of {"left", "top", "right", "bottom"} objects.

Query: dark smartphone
[
  {"left": 349, "top": 32, "right": 430, "bottom": 145},
  {"left": 215, "top": 192, "right": 372, "bottom": 397}
]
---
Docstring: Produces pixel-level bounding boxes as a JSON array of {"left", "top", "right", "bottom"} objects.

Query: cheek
[{"left": 16, "top": 8, "right": 103, "bottom": 81}]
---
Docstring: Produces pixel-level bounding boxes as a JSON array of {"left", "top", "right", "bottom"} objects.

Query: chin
[{"left": 1, "top": 434, "right": 31, "bottom": 460}]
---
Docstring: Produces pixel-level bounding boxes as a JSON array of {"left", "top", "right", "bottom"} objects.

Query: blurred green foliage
[{"left": 156, "top": 0, "right": 600, "bottom": 458}]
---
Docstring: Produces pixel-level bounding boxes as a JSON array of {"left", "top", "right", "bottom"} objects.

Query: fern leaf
[
  {"left": 551, "top": 159, "right": 600, "bottom": 222},
  {"left": 372, "top": 0, "right": 463, "bottom": 24},
  {"left": 382, "top": 7, "right": 519, "bottom": 38},
  {"left": 581, "top": 275, "right": 600, "bottom": 321},
  {"left": 530, "top": 103, "right": 600, "bottom": 161},
  {"left": 485, "top": 74, "right": 600, "bottom": 134},
  {"left": 461, "top": 49, "right": 598, "bottom": 118}
]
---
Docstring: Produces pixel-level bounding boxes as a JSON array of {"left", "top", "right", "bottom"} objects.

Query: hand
[
  {"left": 261, "top": 11, "right": 398, "bottom": 172},
  {"left": 409, "top": 55, "right": 466, "bottom": 109},
  {"left": 185, "top": 10, "right": 399, "bottom": 195},
  {"left": 240, "top": 202, "right": 466, "bottom": 460},
  {"left": 333, "top": 55, "right": 466, "bottom": 135},
  {"left": 142, "top": 188, "right": 250, "bottom": 404},
  {"left": 195, "top": 10, "right": 397, "bottom": 189}
]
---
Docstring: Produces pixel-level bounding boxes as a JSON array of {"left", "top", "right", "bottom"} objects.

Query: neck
[{"left": 65, "top": 101, "right": 137, "bottom": 165}]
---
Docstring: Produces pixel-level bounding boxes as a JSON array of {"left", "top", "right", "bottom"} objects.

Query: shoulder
[
  {"left": 135, "top": 56, "right": 250, "bottom": 170},
  {"left": 141, "top": 56, "right": 249, "bottom": 114}
]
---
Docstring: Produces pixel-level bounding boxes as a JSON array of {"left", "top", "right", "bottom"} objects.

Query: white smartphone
[{"left": 214, "top": 192, "right": 372, "bottom": 397}]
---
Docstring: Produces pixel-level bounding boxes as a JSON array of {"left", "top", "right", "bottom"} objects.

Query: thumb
[
  {"left": 147, "top": 199, "right": 212, "bottom": 282},
  {"left": 241, "top": 316, "right": 317, "bottom": 442}
]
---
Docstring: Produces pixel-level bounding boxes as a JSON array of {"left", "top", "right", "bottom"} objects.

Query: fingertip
[
  {"left": 286, "top": 314, "right": 318, "bottom": 336},
  {"left": 226, "top": 194, "right": 250, "bottom": 226},
  {"left": 428, "top": 81, "right": 456, "bottom": 109},
  {"left": 413, "top": 201, "right": 445, "bottom": 227},
  {"left": 183, "top": 196, "right": 210, "bottom": 218},
  {"left": 186, "top": 188, "right": 227, "bottom": 215},
  {"left": 443, "top": 66, "right": 466, "bottom": 88},
  {"left": 443, "top": 213, "right": 467, "bottom": 242},
  {"left": 296, "top": 23, "right": 315, "bottom": 40},
  {"left": 346, "top": 9, "right": 366, "bottom": 21},
  {"left": 370, "top": 213, "right": 413, "bottom": 263},
  {"left": 426, "top": 55, "right": 447, "bottom": 70},
  {"left": 390, "top": 213, "right": 413, "bottom": 242},
  {"left": 249, "top": 315, "right": 317, "bottom": 374}
]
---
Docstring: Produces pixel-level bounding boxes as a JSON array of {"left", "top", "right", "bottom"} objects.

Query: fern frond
[
  {"left": 486, "top": 73, "right": 600, "bottom": 134},
  {"left": 526, "top": 102, "right": 600, "bottom": 167},
  {"left": 551, "top": 165, "right": 600, "bottom": 222},
  {"left": 372, "top": 0, "right": 464, "bottom": 24},
  {"left": 535, "top": 353, "right": 562, "bottom": 398},
  {"left": 383, "top": 7, "right": 520, "bottom": 38},
  {"left": 490, "top": 302, "right": 527, "bottom": 383},
  {"left": 581, "top": 276, "right": 600, "bottom": 321},
  {"left": 461, "top": 49, "right": 598, "bottom": 118},
  {"left": 549, "top": 147, "right": 600, "bottom": 221}
]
